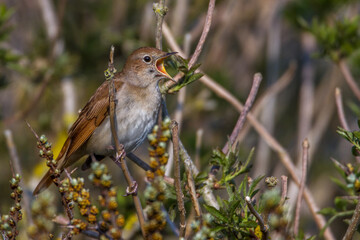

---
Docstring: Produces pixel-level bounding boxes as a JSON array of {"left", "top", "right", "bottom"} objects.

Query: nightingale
[{"left": 33, "top": 47, "right": 176, "bottom": 195}]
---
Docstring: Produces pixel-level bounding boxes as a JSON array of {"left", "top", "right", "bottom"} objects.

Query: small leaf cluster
[
  {"left": 319, "top": 124, "right": 360, "bottom": 236},
  {"left": 202, "top": 147, "right": 290, "bottom": 239},
  {"left": 0, "top": 174, "right": 23, "bottom": 240},
  {"left": 304, "top": 17, "right": 360, "bottom": 62},
  {"left": 167, "top": 55, "right": 204, "bottom": 93}
]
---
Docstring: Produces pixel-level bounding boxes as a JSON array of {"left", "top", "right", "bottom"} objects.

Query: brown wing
[
  {"left": 57, "top": 76, "right": 124, "bottom": 166},
  {"left": 34, "top": 75, "right": 124, "bottom": 195}
]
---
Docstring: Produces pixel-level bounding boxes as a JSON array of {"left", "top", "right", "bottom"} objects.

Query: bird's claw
[
  {"left": 115, "top": 149, "right": 126, "bottom": 161},
  {"left": 124, "top": 181, "right": 138, "bottom": 196}
]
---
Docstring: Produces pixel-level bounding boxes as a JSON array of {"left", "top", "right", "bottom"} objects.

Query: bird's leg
[{"left": 127, "top": 152, "right": 153, "bottom": 171}]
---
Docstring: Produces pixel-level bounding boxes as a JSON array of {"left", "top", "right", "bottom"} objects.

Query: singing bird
[{"left": 33, "top": 47, "right": 176, "bottom": 195}]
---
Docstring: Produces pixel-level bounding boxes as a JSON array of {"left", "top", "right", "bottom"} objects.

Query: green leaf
[
  {"left": 318, "top": 207, "right": 337, "bottom": 216},
  {"left": 228, "top": 200, "right": 241, "bottom": 215},
  {"left": 203, "top": 205, "right": 229, "bottom": 223},
  {"left": 248, "top": 176, "right": 264, "bottom": 196}
]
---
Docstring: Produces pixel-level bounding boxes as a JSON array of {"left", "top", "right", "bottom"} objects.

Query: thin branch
[
  {"left": 107, "top": 46, "right": 146, "bottom": 238},
  {"left": 4, "top": 130, "right": 33, "bottom": 225},
  {"left": 294, "top": 139, "right": 309, "bottom": 236},
  {"left": 195, "top": 128, "right": 204, "bottom": 169},
  {"left": 222, "top": 73, "right": 262, "bottom": 154},
  {"left": 335, "top": 88, "right": 350, "bottom": 131},
  {"left": 338, "top": 59, "right": 360, "bottom": 101},
  {"left": 281, "top": 175, "right": 288, "bottom": 203},
  {"left": 171, "top": 121, "right": 186, "bottom": 237},
  {"left": 245, "top": 196, "right": 268, "bottom": 240},
  {"left": 162, "top": 24, "right": 335, "bottom": 240},
  {"left": 342, "top": 196, "right": 360, "bottom": 240},
  {"left": 237, "top": 62, "right": 296, "bottom": 144},
  {"left": 153, "top": 0, "right": 167, "bottom": 50},
  {"left": 187, "top": 0, "right": 215, "bottom": 69},
  {"left": 162, "top": 0, "right": 216, "bottom": 89},
  {"left": 185, "top": 164, "right": 202, "bottom": 218}
]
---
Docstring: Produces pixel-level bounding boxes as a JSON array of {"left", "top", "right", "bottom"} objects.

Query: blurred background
[{"left": 1, "top": 0, "right": 360, "bottom": 238}]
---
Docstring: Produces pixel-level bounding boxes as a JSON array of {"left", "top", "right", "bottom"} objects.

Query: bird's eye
[{"left": 143, "top": 55, "right": 151, "bottom": 63}]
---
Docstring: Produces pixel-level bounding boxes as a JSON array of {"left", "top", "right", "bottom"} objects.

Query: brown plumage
[{"left": 33, "top": 47, "right": 176, "bottom": 195}]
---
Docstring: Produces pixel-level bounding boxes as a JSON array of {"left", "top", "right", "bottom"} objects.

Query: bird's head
[{"left": 123, "top": 47, "right": 177, "bottom": 88}]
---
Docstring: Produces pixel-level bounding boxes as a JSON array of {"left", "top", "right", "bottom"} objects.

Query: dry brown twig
[
  {"left": 107, "top": 46, "right": 147, "bottom": 238},
  {"left": 162, "top": 15, "right": 335, "bottom": 240},
  {"left": 4, "top": 130, "right": 33, "bottom": 225},
  {"left": 342, "top": 196, "right": 360, "bottom": 240},
  {"left": 294, "top": 139, "right": 309, "bottom": 236},
  {"left": 171, "top": 121, "right": 186, "bottom": 237},
  {"left": 245, "top": 196, "right": 268, "bottom": 240},
  {"left": 222, "top": 73, "right": 263, "bottom": 154},
  {"left": 338, "top": 59, "right": 360, "bottom": 101},
  {"left": 281, "top": 175, "right": 288, "bottom": 203},
  {"left": 335, "top": 88, "right": 350, "bottom": 130}
]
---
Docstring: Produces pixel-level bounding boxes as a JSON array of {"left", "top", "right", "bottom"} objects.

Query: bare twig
[
  {"left": 338, "top": 59, "right": 360, "bottom": 101},
  {"left": 186, "top": 165, "right": 202, "bottom": 218},
  {"left": 342, "top": 196, "right": 360, "bottom": 240},
  {"left": 237, "top": 63, "right": 296, "bottom": 144},
  {"left": 187, "top": 0, "right": 215, "bottom": 69},
  {"left": 162, "top": 24, "right": 335, "bottom": 240},
  {"left": 222, "top": 73, "right": 262, "bottom": 154},
  {"left": 294, "top": 139, "right": 309, "bottom": 236},
  {"left": 162, "top": 0, "right": 216, "bottom": 89},
  {"left": 245, "top": 196, "right": 268, "bottom": 240},
  {"left": 195, "top": 128, "right": 203, "bottom": 169},
  {"left": 171, "top": 121, "right": 186, "bottom": 237},
  {"left": 281, "top": 175, "right": 288, "bottom": 203},
  {"left": 4, "top": 130, "right": 33, "bottom": 225},
  {"left": 335, "top": 88, "right": 350, "bottom": 130},
  {"left": 107, "top": 46, "right": 146, "bottom": 238},
  {"left": 153, "top": 0, "right": 167, "bottom": 50}
]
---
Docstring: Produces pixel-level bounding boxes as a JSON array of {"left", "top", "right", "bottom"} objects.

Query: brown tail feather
[{"left": 33, "top": 170, "right": 53, "bottom": 195}]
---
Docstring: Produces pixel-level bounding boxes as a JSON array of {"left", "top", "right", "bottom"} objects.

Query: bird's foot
[
  {"left": 124, "top": 181, "right": 138, "bottom": 196},
  {"left": 115, "top": 148, "right": 126, "bottom": 162}
]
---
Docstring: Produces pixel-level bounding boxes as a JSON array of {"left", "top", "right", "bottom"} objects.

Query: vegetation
[{"left": 1, "top": 0, "right": 360, "bottom": 239}]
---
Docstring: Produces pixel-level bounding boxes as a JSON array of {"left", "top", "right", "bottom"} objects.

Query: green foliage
[
  {"left": 284, "top": 0, "right": 356, "bottom": 27},
  {"left": 320, "top": 125, "right": 360, "bottom": 236},
  {"left": 200, "top": 147, "right": 290, "bottom": 239},
  {"left": 304, "top": 17, "right": 360, "bottom": 62},
  {"left": 166, "top": 55, "right": 204, "bottom": 93},
  {"left": 0, "top": 4, "right": 20, "bottom": 88}
]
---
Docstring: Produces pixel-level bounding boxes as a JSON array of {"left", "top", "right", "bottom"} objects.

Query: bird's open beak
[{"left": 155, "top": 52, "right": 177, "bottom": 82}]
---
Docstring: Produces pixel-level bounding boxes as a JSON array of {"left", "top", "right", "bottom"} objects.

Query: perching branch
[{"left": 106, "top": 46, "right": 147, "bottom": 238}]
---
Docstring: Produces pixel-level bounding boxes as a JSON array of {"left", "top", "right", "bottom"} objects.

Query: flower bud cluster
[
  {"left": 144, "top": 117, "right": 171, "bottom": 239},
  {"left": 191, "top": 213, "right": 216, "bottom": 240},
  {"left": 27, "top": 191, "right": 56, "bottom": 239},
  {"left": 89, "top": 162, "right": 124, "bottom": 239},
  {"left": 0, "top": 174, "right": 23, "bottom": 239}
]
